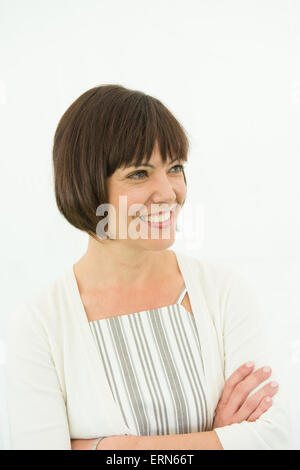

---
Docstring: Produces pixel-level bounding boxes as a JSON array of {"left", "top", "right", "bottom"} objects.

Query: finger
[
  {"left": 229, "top": 366, "right": 272, "bottom": 412},
  {"left": 219, "top": 362, "right": 255, "bottom": 405},
  {"left": 246, "top": 396, "right": 273, "bottom": 422},
  {"left": 234, "top": 380, "right": 279, "bottom": 422}
]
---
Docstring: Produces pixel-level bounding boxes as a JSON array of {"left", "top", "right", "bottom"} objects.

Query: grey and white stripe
[{"left": 89, "top": 285, "right": 209, "bottom": 436}]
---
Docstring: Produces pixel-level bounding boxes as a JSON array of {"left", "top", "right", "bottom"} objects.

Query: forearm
[
  {"left": 136, "top": 430, "right": 223, "bottom": 450},
  {"left": 71, "top": 435, "right": 139, "bottom": 450},
  {"left": 100, "top": 431, "right": 223, "bottom": 450},
  {"left": 71, "top": 438, "right": 97, "bottom": 450},
  {"left": 71, "top": 431, "right": 223, "bottom": 450}
]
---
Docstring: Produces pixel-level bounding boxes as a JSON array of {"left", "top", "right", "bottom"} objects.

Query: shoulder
[
  {"left": 174, "top": 249, "right": 260, "bottom": 320},
  {"left": 6, "top": 267, "right": 71, "bottom": 338},
  {"left": 174, "top": 249, "right": 240, "bottom": 291}
]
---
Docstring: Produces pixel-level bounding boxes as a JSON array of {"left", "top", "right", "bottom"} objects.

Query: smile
[{"left": 138, "top": 211, "right": 173, "bottom": 228}]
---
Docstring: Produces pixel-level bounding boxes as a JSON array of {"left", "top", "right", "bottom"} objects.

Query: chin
[{"left": 137, "top": 236, "right": 175, "bottom": 251}]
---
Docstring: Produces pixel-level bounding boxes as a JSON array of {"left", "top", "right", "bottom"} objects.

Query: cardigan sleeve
[
  {"left": 4, "top": 301, "right": 71, "bottom": 450},
  {"left": 213, "top": 269, "right": 292, "bottom": 450}
]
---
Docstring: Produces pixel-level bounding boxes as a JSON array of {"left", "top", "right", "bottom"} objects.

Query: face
[{"left": 103, "top": 141, "right": 187, "bottom": 252}]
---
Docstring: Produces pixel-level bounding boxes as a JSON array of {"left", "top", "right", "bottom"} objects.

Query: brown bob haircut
[{"left": 52, "top": 84, "right": 190, "bottom": 240}]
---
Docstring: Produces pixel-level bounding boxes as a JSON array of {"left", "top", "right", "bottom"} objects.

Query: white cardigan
[{"left": 4, "top": 249, "right": 292, "bottom": 450}]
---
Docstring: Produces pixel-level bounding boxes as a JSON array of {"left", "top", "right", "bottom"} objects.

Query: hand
[{"left": 212, "top": 362, "right": 279, "bottom": 428}]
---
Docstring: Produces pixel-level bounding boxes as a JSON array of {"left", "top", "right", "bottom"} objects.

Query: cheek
[
  {"left": 110, "top": 180, "right": 187, "bottom": 219},
  {"left": 123, "top": 189, "right": 150, "bottom": 218},
  {"left": 108, "top": 193, "right": 148, "bottom": 221},
  {"left": 180, "top": 181, "right": 187, "bottom": 196},
  {"left": 174, "top": 181, "right": 187, "bottom": 204}
]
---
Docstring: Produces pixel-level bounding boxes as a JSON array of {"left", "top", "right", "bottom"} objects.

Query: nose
[{"left": 149, "top": 171, "right": 177, "bottom": 205}]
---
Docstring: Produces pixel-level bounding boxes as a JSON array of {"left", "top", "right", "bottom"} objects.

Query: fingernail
[
  {"left": 246, "top": 361, "right": 254, "bottom": 368},
  {"left": 263, "top": 366, "right": 271, "bottom": 373},
  {"left": 270, "top": 381, "right": 278, "bottom": 388}
]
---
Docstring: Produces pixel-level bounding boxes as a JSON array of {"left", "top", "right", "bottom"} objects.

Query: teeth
[{"left": 141, "top": 211, "right": 171, "bottom": 223}]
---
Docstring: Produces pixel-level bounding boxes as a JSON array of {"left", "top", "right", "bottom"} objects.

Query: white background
[{"left": 0, "top": 0, "right": 299, "bottom": 449}]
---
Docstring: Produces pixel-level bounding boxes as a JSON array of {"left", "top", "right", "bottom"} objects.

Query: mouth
[
  {"left": 137, "top": 203, "right": 178, "bottom": 220},
  {"left": 138, "top": 210, "right": 173, "bottom": 228}
]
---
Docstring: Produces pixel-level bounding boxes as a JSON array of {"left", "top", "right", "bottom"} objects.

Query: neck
[{"left": 74, "top": 236, "right": 171, "bottom": 291}]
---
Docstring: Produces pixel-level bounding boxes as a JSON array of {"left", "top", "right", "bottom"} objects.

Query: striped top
[{"left": 89, "top": 285, "right": 209, "bottom": 436}]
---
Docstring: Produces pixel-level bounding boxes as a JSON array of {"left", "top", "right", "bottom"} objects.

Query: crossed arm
[{"left": 70, "top": 361, "right": 281, "bottom": 451}]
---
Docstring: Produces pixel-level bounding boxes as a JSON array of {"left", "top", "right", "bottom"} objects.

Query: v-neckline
[{"left": 64, "top": 248, "right": 216, "bottom": 432}]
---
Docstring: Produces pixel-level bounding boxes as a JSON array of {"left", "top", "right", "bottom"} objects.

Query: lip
[
  {"left": 138, "top": 203, "right": 178, "bottom": 218},
  {"left": 138, "top": 211, "right": 173, "bottom": 229}
]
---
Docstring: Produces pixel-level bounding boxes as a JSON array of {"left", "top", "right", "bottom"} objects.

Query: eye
[
  {"left": 170, "top": 164, "right": 185, "bottom": 173},
  {"left": 127, "top": 164, "right": 185, "bottom": 180}
]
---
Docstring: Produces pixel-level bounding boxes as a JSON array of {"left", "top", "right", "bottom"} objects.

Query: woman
[{"left": 5, "top": 84, "right": 291, "bottom": 450}]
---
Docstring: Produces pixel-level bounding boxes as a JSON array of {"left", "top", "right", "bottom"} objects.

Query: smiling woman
[
  {"left": 5, "top": 84, "right": 292, "bottom": 450},
  {"left": 52, "top": 84, "right": 189, "bottom": 241}
]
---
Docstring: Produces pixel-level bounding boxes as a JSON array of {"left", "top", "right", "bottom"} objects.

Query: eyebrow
[{"left": 128, "top": 157, "right": 181, "bottom": 169}]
